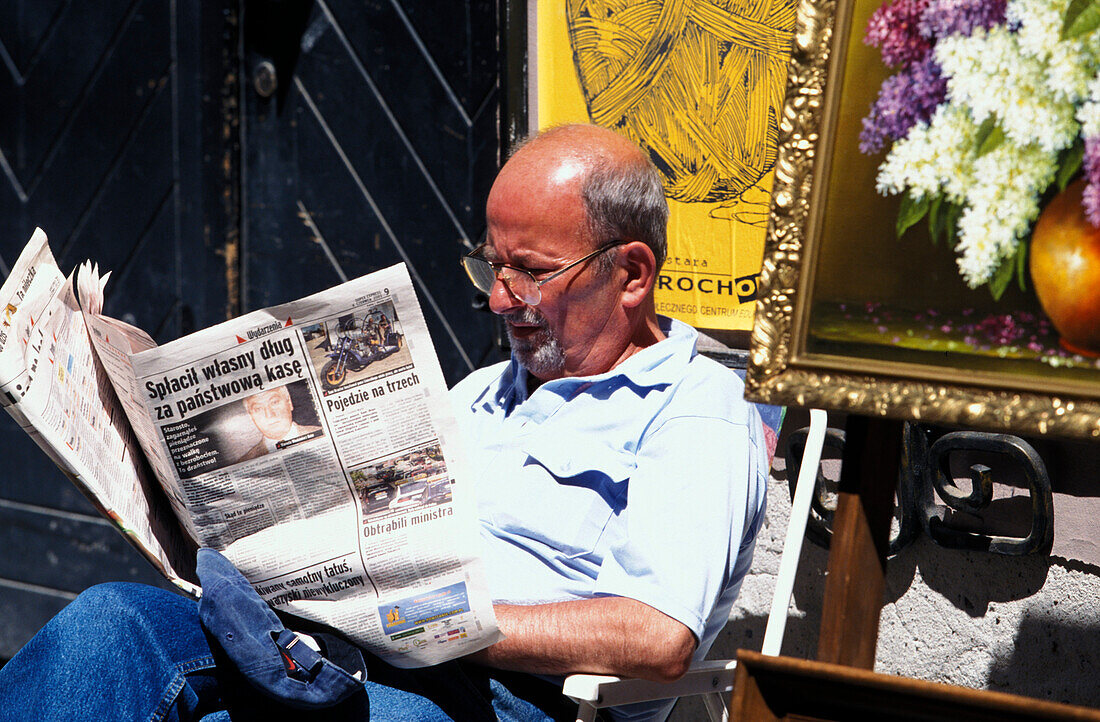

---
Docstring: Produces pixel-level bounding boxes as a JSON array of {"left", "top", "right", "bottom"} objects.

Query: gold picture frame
[{"left": 745, "top": 0, "right": 1100, "bottom": 440}]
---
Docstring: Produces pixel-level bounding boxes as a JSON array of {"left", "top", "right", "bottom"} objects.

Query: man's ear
[{"left": 617, "top": 241, "right": 657, "bottom": 309}]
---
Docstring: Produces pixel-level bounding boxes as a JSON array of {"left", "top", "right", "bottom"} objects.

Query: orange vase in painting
[{"left": 1030, "top": 178, "right": 1100, "bottom": 356}]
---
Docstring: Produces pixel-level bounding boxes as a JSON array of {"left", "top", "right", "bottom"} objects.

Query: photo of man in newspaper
[
  {"left": 303, "top": 301, "right": 411, "bottom": 393},
  {"left": 235, "top": 383, "right": 324, "bottom": 463},
  {"left": 350, "top": 442, "right": 452, "bottom": 522},
  {"left": 161, "top": 379, "right": 326, "bottom": 478}
]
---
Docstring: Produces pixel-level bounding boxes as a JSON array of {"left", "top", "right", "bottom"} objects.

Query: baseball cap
[{"left": 196, "top": 548, "right": 366, "bottom": 709}]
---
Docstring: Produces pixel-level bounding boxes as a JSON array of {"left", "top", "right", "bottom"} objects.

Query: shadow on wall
[
  {"left": 674, "top": 411, "right": 1100, "bottom": 719},
  {"left": 683, "top": 410, "right": 1100, "bottom": 722},
  {"left": 884, "top": 542, "right": 1052, "bottom": 616},
  {"left": 779, "top": 530, "right": 830, "bottom": 659},
  {"left": 988, "top": 612, "right": 1100, "bottom": 707}
]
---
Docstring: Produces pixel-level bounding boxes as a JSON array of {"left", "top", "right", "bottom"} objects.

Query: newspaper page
[
  {"left": 0, "top": 229, "right": 198, "bottom": 592},
  {"left": 118, "top": 263, "right": 500, "bottom": 667}
]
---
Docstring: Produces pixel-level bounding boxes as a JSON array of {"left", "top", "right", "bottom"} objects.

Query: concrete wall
[{"left": 669, "top": 410, "right": 1100, "bottom": 720}]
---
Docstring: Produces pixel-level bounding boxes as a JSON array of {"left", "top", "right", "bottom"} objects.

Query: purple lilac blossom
[
  {"left": 859, "top": 57, "right": 947, "bottom": 154},
  {"left": 865, "top": 0, "right": 933, "bottom": 67},
  {"left": 917, "top": 0, "right": 1007, "bottom": 41},
  {"left": 1085, "top": 136, "right": 1100, "bottom": 228},
  {"left": 972, "top": 314, "right": 1025, "bottom": 346}
]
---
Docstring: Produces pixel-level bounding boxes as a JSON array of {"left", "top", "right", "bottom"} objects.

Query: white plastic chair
[{"left": 563, "top": 409, "right": 829, "bottom": 722}]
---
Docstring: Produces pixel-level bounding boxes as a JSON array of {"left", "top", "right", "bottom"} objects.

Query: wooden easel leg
[{"left": 816, "top": 415, "right": 903, "bottom": 669}]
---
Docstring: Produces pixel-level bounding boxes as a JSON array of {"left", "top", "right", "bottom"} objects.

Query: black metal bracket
[{"left": 786, "top": 421, "right": 1054, "bottom": 556}]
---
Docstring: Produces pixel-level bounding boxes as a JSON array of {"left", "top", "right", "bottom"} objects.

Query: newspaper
[{"left": 0, "top": 229, "right": 501, "bottom": 667}]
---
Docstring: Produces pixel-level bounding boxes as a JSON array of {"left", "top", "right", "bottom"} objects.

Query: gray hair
[{"left": 581, "top": 155, "right": 668, "bottom": 275}]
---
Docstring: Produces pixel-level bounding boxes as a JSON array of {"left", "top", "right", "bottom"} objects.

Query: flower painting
[{"left": 745, "top": 0, "right": 1100, "bottom": 439}]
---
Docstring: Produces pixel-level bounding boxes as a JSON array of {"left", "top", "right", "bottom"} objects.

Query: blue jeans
[{"left": 0, "top": 583, "right": 575, "bottom": 722}]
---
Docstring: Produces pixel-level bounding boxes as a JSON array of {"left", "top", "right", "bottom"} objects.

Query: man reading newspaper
[{"left": 0, "top": 124, "right": 768, "bottom": 722}]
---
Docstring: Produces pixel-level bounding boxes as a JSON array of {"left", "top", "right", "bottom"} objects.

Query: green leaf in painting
[
  {"left": 927, "top": 195, "right": 944, "bottom": 245},
  {"left": 1015, "top": 240, "right": 1028, "bottom": 292},
  {"left": 1056, "top": 138, "right": 1085, "bottom": 191},
  {"left": 989, "top": 254, "right": 1014, "bottom": 302},
  {"left": 976, "top": 122, "right": 1005, "bottom": 158},
  {"left": 943, "top": 202, "right": 963, "bottom": 247},
  {"left": 1062, "top": 0, "right": 1100, "bottom": 39},
  {"left": 974, "top": 115, "right": 997, "bottom": 151},
  {"left": 897, "top": 193, "right": 930, "bottom": 239}
]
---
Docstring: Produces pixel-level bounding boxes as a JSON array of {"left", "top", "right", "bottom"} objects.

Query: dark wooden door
[{"left": 0, "top": 0, "right": 504, "bottom": 661}]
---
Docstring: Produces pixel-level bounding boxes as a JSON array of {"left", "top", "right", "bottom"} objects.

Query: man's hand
[{"left": 468, "top": 596, "right": 696, "bottom": 683}]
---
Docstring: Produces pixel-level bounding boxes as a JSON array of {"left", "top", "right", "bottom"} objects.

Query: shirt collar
[
  {"left": 473, "top": 316, "right": 697, "bottom": 412},
  {"left": 599, "top": 315, "right": 696, "bottom": 389}
]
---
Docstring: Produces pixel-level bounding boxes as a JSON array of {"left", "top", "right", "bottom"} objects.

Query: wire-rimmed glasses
[{"left": 461, "top": 240, "right": 627, "bottom": 306}]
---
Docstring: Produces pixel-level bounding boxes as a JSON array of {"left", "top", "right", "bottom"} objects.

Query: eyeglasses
[{"left": 461, "top": 240, "right": 627, "bottom": 306}]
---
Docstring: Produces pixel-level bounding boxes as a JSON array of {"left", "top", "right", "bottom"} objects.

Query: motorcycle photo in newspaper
[{"left": 321, "top": 310, "right": 404, "bottom": 391}]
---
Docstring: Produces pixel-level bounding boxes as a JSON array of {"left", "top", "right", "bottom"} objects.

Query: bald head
[
  {"left": 508, "top": 124, "right": 647, "bottom": 168},
  {"left": 502, "top": 125, "right": 668, "bottom": 271}
]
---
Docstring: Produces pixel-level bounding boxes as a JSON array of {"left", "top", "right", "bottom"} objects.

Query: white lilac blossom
[
  {"left": 954, "top": 144, "right": 1056, "bottom": 285},
  {"left": 1081, "top": 75, "right": 1100, "bottom": 226},
  {"left": 935, "top": 27, "right": 1079, "bottom": 154},
  {"left": 877, "top": 104, "right": 977, "bottom": 204},
  {"left": 1082, "top": 75, "right": 1100, "bottom": 136}
]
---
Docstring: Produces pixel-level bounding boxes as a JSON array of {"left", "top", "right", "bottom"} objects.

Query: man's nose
[{"left": 488, "top": 275, "right": 524, "bottom": 315}]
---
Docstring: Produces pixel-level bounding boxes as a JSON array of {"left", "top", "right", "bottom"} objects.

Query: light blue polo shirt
[{"left": 450, "top": 317, "right": 768, "bottom": 721}]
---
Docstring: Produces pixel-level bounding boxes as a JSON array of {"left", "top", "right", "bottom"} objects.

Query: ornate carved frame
[{"left": 744, "top": 0, "right": 1100, "bottom": 440}]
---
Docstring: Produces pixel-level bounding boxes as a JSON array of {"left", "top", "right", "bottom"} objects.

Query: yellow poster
[{"left": 534, "top": 0, "right": 795, "bottom": 331}]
